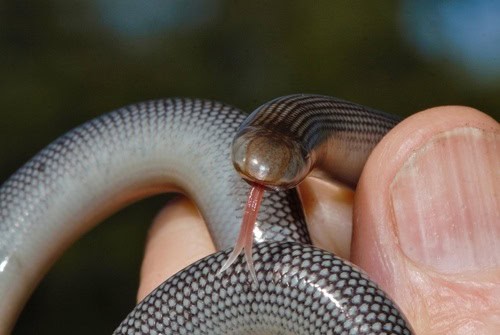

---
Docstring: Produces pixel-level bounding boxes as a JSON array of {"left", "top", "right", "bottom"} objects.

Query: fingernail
[{"left": 390, "top": 127, "right": 499, "bottom": 274}]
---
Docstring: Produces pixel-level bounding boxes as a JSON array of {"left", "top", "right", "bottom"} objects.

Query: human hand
[{"left": 136, "top": 106, "right": 499, "bottom": 335}]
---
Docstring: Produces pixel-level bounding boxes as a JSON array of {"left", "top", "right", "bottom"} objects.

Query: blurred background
[{"left": 1, "top": 0, "right": 498, "bottom": 333}]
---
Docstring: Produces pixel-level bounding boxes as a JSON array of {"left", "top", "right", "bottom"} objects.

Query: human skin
[{"left": 136, "top": 106, "right": 499, "bottom": 335}]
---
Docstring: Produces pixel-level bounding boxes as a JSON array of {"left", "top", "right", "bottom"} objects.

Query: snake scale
[{"left": 0, "top": 95, "right": 414, "bottom": 334}]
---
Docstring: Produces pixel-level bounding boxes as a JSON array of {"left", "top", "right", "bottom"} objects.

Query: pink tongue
[
  {"left": 242, "top": 183, "right": 265, "bottom": 239},
  {"left": 217, "top": 183, "right": 265, "bottom": 284}
]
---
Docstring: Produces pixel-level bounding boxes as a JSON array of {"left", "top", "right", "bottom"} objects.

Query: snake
[{"left": 0, "top": 94, "right": 414, "bottom": 334}]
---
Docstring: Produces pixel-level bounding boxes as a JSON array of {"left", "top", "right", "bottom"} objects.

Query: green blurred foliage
[{"left": 0, "top": 0, "right": 497, "bottom": 333}]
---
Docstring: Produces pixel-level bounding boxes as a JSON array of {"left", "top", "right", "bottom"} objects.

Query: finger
[
  {"left": 137, "top": 196, "right": 216, "bottom": 301},
  {"left": 298, "top": 177, "right": 354, "bottom": 259},
  {"left": 352, "top": 106, "right": 499, "bottom": 334}
]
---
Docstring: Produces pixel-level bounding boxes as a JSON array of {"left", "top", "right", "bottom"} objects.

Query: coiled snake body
[{"left": 0, "top": 95, "right": 414, "bottom": 334}]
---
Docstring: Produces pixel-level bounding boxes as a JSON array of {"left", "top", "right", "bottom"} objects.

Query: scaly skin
[{"left": 0, "top": 97, "right": 412, "bottom": 334}]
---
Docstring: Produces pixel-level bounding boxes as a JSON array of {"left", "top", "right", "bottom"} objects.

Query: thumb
[{"left": 352, "top": 106, "right": 500, "bottom": 334}]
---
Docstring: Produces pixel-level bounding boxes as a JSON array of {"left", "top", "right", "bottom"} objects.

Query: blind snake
[{"left": 0, "top": 94, "right": 414, "bottom": 334}]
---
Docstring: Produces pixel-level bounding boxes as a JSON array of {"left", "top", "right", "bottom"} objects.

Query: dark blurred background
[{"left": 1, "top": 0, "right": 498, "bottom": 333}]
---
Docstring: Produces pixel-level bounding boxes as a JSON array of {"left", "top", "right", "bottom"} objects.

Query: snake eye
[{"left": 231, "top": 127, "right": 311, "bottom": 190}]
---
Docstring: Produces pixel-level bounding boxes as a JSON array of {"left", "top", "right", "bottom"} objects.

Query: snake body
[{"left": 0, "top": 95, "right": 413, "bottom": 334}]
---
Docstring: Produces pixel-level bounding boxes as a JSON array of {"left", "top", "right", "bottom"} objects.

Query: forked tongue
[{"left": 218, "top": 183, "right": 265, "bottom": 284}]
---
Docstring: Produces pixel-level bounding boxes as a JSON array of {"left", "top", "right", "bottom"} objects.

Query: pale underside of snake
[{"left": 0, "top": 94, "right": 414, "bottom": 334}]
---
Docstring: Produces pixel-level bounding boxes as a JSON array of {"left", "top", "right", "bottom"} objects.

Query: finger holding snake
[
  {"left": 2, "top": 94, "right": 497, "bottom": 334},
  {"left": 139, "top": 105, "right": 499, "bottom": 334}
]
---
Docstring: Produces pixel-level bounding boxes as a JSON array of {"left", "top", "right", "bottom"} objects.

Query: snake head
[{"left": 232, "top": 127, "right": 312, "bottom": 190}]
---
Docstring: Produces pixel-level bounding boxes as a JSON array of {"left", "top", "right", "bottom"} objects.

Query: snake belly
[{"left": 0, "top": 97, "right": 413, "bottom": 334}]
